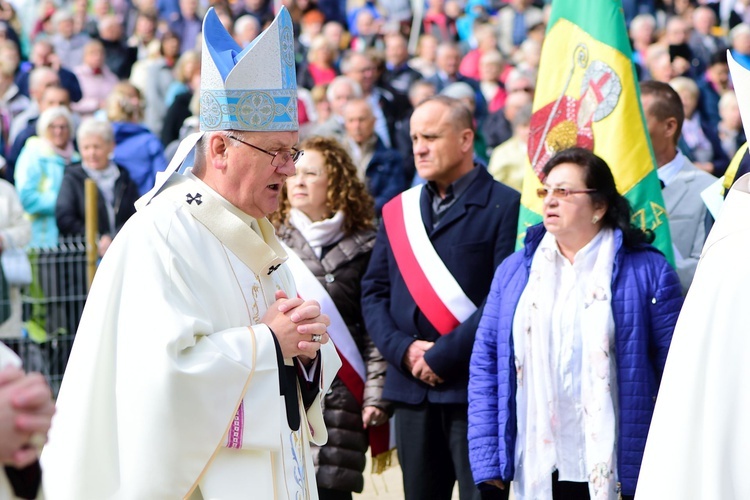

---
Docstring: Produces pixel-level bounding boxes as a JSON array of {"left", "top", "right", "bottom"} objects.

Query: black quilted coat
[{"left": 276, "top": 224, "right": 390, "bottom": 494}]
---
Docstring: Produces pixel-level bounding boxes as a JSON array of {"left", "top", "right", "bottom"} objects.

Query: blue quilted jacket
[{"left": 467, "top": 224, "right": 683, "bottom": 496}]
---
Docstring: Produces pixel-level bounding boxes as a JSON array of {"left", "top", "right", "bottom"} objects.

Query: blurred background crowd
[
  {"left": 0, "top": 0, "right": 742, "bottom": 381},
  {"left": 0, "top": 0, "right": 745, "bottom": 247},
  {"left": 0, "top": 1, "right": 745, "bottom": 497}
]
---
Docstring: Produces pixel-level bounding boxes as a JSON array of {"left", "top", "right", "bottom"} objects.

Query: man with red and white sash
[{"left": 361, "top": 95, "right": 520, "bottom": 500}]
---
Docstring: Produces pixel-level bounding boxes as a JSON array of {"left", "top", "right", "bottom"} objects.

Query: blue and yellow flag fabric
[{"left": 518, "top": 0, "right": 674, "bottom": 263}]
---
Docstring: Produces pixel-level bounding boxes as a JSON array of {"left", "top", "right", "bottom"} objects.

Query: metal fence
[{"left": 3, "top": 236, "right": 89, "bottom": 396}]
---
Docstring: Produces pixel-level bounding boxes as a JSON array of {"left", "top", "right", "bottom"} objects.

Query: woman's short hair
[
  {"left": 479, "top": 49, "right": 504, "bottom": 67},
  {"left": 51, "top": 9, "right": 74, "bottom": 26},
  {"left": 307, "top": 34, "right": 334, "bottom": 64},
  {"left": 234, "top": 14, "right": 260, "bottom": 37},
  {"left": 97, "top": 14, "right": 120, "bottom": 34},
  {"left": 729, "top": 23, "right": 750, "bottom": 46},
  {"left": 160, "top": 30, "right": 181, "bottom": 55},
  {"left": 310, "top": 84, "right": 329, "bottom": 105},
  {"left": 441, "top": 82, "right": 475, "bottom": 104},
  {"left": 270, "top": 136, "right": 375, "bottom": 235},
  {"left": 302, "top": 9, "right": 326, "bottom": 26},
  {"left": 718, "top": 90, "right": 738, "bottom": 112},
  {"left": 173, "top": 50, "right": 200, "bottom": 83},
  {"left": 644, "top": 44, "right": 669, "bottom": 68},
  {"left": 669, "top": 76, "right": 699, "bottom": 98},
  {"left": 473, "top": 22, "right": 496, "bottom": 46},
  {"left": 629, "top": 13, "right": 656, "bottom": 37},
  {"left": 106, "top": 82, "right": 145, "bottom": 122},
  {"left": 37, "top": 106, "right": 74, "bottom": 138},
  {"left": 76, "top": 117, "right": 114, "bottom": 145},
  {"left": 542, "top": 147, "right": 654, "bottom": 248},
  {"left": 325, "top": 76, "right": 362, "bottom": 103}
]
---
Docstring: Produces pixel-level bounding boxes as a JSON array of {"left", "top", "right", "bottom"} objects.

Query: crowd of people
[
  {"left": 0, "top": 0, "right": 742, "bottom": 254},
  {"left": 0, "top": 0, "right": 747, "bottom": 498}
]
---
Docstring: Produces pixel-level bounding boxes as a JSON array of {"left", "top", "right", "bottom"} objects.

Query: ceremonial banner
[{"left": 518, "top": 0, "right": 674, "bottom": 263}]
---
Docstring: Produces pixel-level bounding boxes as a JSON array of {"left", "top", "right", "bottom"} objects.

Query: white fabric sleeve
[
  {"left": 237, "top": 324, "right": 282, "bottom": 451},
  {"left": 0, "top": 343, "right": 21, "bottom": 370}
]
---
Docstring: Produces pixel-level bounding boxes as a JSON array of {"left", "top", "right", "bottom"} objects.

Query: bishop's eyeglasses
[{"left": 227, "top": 135, "right": 304, "bottom": 167}]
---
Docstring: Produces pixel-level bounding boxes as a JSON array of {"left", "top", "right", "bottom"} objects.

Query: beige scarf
[{"left": 289, "top": 208, "right": 346, "bottom": 258}]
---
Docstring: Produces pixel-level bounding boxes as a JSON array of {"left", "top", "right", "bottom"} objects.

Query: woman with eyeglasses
[
  {"left": 269, "top": 136, "right": 391, "bottom": 500},
  {"left": 15, "top": 106, "right": 80, "bottom": 248},
  {"left": 467, "top": 147, "right": 683, "bottom": 500},
  {"left": 14, "top": 106, "right": 81, "bottom": 339}
]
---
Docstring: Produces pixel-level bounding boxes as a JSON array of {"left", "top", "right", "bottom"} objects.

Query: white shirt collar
[
  {"left": 539, "top": 228, "right": 604, "bottom": 269},
  {"left": 656, "top": 149, "right": 685, "bottom": 187}
]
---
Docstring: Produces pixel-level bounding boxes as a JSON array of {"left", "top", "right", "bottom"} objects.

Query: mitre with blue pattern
[
  {"left": 134, "top": 6, "right": 298, "bottom": 209},
  {"left": 200, "top": 6, "right": 298, "bottom": 132}
]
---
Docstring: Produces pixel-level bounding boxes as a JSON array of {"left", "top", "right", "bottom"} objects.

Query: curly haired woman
[{"left": 270, "top": 136, "right": 391, "bottom": 500}]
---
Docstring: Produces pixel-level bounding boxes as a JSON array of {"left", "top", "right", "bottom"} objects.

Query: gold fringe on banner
[{"left": 371, "top": 448, "right": 396, "bottom": 475}]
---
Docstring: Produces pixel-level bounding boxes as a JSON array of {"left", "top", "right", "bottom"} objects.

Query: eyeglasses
[
  {"left": 227, "top": 135, "right": 304, "bottom": 167},
  {"left": 536, "top": 187, "right": 597, "bottom": 199}
]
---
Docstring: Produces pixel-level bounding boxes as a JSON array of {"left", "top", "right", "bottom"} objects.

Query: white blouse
[{"left": 542, "top": 231, "right": 616, "bottom": 482}]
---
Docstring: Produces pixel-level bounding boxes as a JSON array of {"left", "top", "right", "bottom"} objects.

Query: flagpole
[{"left": 408, "top": 0, "right": 425, "bottom": 55}]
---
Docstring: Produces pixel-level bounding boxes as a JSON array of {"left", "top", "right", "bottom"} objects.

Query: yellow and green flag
[{"left": 518, "top": 0, "right": 673, "bottom": 263}]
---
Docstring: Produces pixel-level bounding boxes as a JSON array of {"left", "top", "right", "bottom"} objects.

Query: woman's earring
[{"left": 592, "top": 215, "right": 599, "bottom": 224}]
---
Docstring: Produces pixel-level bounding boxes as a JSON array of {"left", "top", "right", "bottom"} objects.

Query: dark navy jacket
[
  {"left": 467, "top": 224, "right": 683, "bottom": 496},
  {"left": 361, "top": 167, "right": 520, "bottom": 406},
  {"left": 366, "top": 137, "right": 408, "bottom": 216}
]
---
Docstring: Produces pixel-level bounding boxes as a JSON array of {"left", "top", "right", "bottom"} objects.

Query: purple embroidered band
[{"left": 226, "top": 401, "right": 244, "bottom": 449}]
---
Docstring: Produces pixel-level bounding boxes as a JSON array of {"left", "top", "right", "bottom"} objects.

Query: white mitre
[
  {"left": 200, "top": 6, "right": 298, "bottom": 131},
  {"left": 136, "top": 6, "right": 298, "bottom": 209}
]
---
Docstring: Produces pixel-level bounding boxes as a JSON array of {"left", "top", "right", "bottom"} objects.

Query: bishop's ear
[{"left": 207, "top": 133, "right": 231, "bottom": 170}]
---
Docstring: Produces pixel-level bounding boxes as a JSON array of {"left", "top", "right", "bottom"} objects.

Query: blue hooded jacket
[
  {"left": 112, "top": 122, "right": 167, "bottom": 196},
  {"left": 467, "top": 223, "right": 683, "bottom": 496}
]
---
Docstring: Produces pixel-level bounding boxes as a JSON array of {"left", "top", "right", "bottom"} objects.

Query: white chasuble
[
  {"left": 636, "top": 173, "right": 750, "bottom": 499},
  {"left": 41, "top": 173, "right": 340, "bottom": 500}
]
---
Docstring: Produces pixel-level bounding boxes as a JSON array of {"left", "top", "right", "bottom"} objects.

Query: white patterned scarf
[
  {"left": 512, "top": 228, "right": 619, "bottom": 500},
  {"left": 289, "top": 208, "right": 346, "bottom": 258}
]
